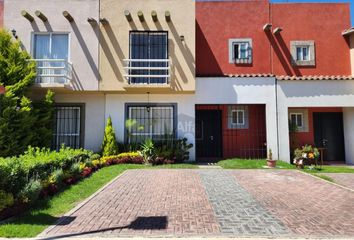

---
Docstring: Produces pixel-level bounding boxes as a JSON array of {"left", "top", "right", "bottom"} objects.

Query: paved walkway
[
  {"left": 323, "top": 173, "right": 354, "bottom": 190},
  {"left": 39, "top": 170, "right": 354, "bottom": 239}
]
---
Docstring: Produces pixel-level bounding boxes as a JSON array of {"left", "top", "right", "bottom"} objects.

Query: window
[
  {"left": 290, "top": 113, "right": 303, "bottom": 128},
  {"left": 126, "top": 104, "right": 176, "bottom": 143},
  {"left": 232, "top": 110, "right": 245, "bottom": 125},
  {"left": 52, "top": 105, "right": 83, "bottom": 151},
  {"left": 129, "top": 31, "right": 168, "bottom": 84},
  {"left": 296, "top": 46, "right": 310, "bottom": 61},
  {"left": 32, "top": 33, "right": 70, "bottom": 83},
  {"left": 228, "top": 105, "right": 249, "bottom": 129},
  {"left": 229, "top": 38, "right": 252, "bottom": 64},
  {"left": 290, "top": 41, "right": 315, "bottom": 66}
]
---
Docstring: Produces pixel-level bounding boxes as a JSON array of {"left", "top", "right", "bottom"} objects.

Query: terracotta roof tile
[{"left": 276, "top": 75, "right": 354, "bottom": 81}]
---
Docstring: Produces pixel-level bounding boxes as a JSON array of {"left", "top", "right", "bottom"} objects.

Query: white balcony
[
  {"left": 32, "top": 59, "right": 73, "bottom": 89},
  {"left": 123, "top": 59, "right": 170, "bottom": 85}
]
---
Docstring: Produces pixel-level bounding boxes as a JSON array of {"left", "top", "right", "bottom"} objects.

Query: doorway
[
  {"left": 313, "top": 112, "right": 345, "bottom": 162},
  {"left": 195, "top": 110, "right": 222, "bottom": 161}
]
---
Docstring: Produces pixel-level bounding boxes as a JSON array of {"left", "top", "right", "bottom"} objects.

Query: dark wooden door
[
  {"left": 313, "top": 112, "right": 345, "bottom": 162},
  {"left": 196, "top": 110, "right": 222, "bottom": 161}
]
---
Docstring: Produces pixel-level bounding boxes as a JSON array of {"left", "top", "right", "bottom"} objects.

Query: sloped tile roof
[{"left": 276, "top": 75, "right": 354, "bottom": 81}]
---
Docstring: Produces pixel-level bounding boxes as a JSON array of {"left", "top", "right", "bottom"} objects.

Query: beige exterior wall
[
  {"left": 3, "top": 0, "right": 100, "bottom": 91},
  {"left": 99, "top": 0, "right": 195, "bottom": 93},
  {"left": 350, "top": 36, "right": 354, "bottom": 75}
]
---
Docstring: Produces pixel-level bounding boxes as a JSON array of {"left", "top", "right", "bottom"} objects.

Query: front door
[
  {"left": 196, "top": 110, "right": 222, "bottom": 161},
  {"left": 313, "top": 112, "right": 345, "bottom": 162}
]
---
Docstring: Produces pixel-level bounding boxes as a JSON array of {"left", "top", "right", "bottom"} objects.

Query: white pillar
[
  {"left": 266, "top": 103, "right": 279, "bottom": 160},
  {"left": 278, "top": 104, "right": 291, "bottom": 163},
  {"left": 343, "top": 107, "right": 354, "bottom": 165}
]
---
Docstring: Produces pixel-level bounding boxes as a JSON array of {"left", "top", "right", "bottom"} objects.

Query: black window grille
[
  {"left": 52, "top": 105, "right": 83, "bottom": 150},
  {"left": 126, "top": 104, "right": 176, "bottom": 143},
  {"left": 129, "top": 31, "right": 168, "bottom": 84}
]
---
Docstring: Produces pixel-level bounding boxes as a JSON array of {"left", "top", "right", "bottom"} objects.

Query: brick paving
[
  {"left": 199, "top": 170, "right": 288, "bottom": 236},
  {"left": 323, "top": 173, "right": 354, "bottom": 190},
  {"left": 39, "top": 169, "right": 354, "bottom": 238},
  {"left": 230, "top": 170, "right": 354, "bottom": 238}
]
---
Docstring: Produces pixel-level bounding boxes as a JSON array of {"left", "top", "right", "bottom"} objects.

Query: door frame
[{"left": 195, "top": 109, "right": 223, "bottom": 161}]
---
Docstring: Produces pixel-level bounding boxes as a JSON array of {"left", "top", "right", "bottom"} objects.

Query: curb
[{"left": 297, "top": 170, "right": 354, "bottom": 193}]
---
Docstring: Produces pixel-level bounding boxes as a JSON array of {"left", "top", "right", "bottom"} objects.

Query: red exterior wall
[
  {"left": 196, "top": 104, "right": 266, "bottom": 159},
  {"left": 0, "top": 0, "right": 3, "bottom": 28},
  {"left": 289, "top": 107, "right": 343, "bottom": 149},
  {"left": 272, "top": 3, "right": 351, "bottom": 76},
  {"left": 196, "top": 0, "right": 351, "bottom": 76}
]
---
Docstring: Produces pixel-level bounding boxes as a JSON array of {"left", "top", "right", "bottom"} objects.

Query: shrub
[
  {"left": 100, "top": 152, "right": 144, "bottom": 165},
  {"left": 141, "top": 139, "right": 156, "bottom": 164},
  {"left": 0, "top": 191, "right": 14, "bottom": 212},
  {"left": 19, "top": 180, "right": 42, "bottom": 204},
  {"left": 101, "top": 116, "right": 119, "bottom": 156}
]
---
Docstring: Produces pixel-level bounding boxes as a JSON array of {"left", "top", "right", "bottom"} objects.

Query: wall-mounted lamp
[
  {"left": 11, "top": 29, "right": 18, "bottom": 39},
  {"left": 273, "top": 27, "right": 282, "bottom": 35},
  {"left": 87, "top": 18, "right": 97, "bottom": 24},
  {"left": 180, "top": 35, "right": 185, "bottom": 42},
  {"left": 21, "top": 10, "right": 34, "bottom": 22},
  {"left": 146, "top": 92, "right": 151, "bottom": 113},
  {"left": 35, "top": 10, "right": 48, "bottom": 22}
]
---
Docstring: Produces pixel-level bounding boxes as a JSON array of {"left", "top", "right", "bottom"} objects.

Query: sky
[{"left": 271, "top": 0, "right": 354, "bottom": 26}]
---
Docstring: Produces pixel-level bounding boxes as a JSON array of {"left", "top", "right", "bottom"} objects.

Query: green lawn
[
  {"left": 303, "top": 165, "right": 354, "bottom": 173},
  {"left": 0, "top": 163, "right": 196, "bottom": 238},
  {"left": 217, "top": 159, "right": 295, "bottom": 169}
]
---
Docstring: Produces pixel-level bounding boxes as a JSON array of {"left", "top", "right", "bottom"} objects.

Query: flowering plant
[{"left": 293, "top": 145, "right": 319, "bottom": 168}]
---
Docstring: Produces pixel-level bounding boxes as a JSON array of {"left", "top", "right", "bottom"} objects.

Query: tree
[
  {"left": 0, "top": 30, "right": 55, "bottom": 157},
  {"left": 101, "top": 116, "right": 119, "bottom": 156}
]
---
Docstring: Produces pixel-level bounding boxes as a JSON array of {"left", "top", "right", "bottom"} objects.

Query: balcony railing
[
  {"left": 123, "top": 59, "right": 170, "bottom": 85},
  {"left": 32, "top": 59, "right": 73, "bottom": 85}
]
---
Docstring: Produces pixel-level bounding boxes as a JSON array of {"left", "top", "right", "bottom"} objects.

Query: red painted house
[{"left": 195, "top": 0, "right": 354, "bottom": 164}]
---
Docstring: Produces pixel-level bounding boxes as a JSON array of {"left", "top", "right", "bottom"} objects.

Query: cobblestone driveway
[{"left": 39, "top": 170, "right": 354, "bottom": 238}]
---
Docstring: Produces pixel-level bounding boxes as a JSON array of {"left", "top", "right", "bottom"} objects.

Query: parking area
[{"left": 39, "top": 169, "right": 354, "bottom": 238}]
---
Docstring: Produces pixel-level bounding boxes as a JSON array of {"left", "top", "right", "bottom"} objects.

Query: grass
[
  {"left": 302, "top": 165, "right": 354, "bottom": 173},
  {"left": 0, "top": 163, "right": 196, "bottom": 238},
  {"left": 217, "top": 158, "right": 295, "bottom": 169},
  {"left": 312, "top": 173, "right": 335, "bottom": 183}
]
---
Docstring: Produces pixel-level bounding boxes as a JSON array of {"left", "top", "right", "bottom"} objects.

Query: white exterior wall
[
  {"left": 194, "top": 77, "right": 279, "bottom": 160},
  {"left": 277, "top": 80, "right": 354, "bottom": 164},
  {"left": 4, "top": 0, "right": 99, "bottom": 90},
  {"left": 343, "top": 108, "right": 354, "bottom": 165},
  {"left": 105, "top": 94, "right": 196, "bottom": 160},
  {"left": 55, "top": 93, "right": 105, "bottom": 152}
]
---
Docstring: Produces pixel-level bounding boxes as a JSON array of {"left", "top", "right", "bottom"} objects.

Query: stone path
[{"left": 39, "top": 169, "right": 354, "bottom": 239}]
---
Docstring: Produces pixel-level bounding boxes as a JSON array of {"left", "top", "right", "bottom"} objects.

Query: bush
[
  {"left": 0, "top": 146, "right": 94, "bottom": 207},
  {"left": 100, "top": 152, "right": 144, "bottom": 165},
  {"left": 0, "top": 191, "right": 14, "bottom": 212},
  {"left": 19, "top": 180, "right": 41, "bottom": 204},
  {"left": 101, "top": 116, "right": 119, "bottom": 156}
]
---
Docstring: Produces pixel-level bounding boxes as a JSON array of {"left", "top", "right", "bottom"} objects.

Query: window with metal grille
[
  {"left": 52, "top": 105, "right": 83, "bottom": 150},
  {"left": 129, "top": 31, "right": 168, "bottom": 84},
  {"left": 126, "top": 104, "right": 176, "bottom": 143},
  {"left": 290, "top": 113, "right": 303, "bottom": 128}
]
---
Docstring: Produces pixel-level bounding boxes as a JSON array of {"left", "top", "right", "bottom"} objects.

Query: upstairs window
[
  {"left": 229, "top": 38, "right": 252, "bottom": 64},
  {"left": 296, "top": 46, "right": 310, "bottom": 61},
  {"left": 32, "top": 33, "right": 70, "bottom": 84},
  {"left": 291, "top": 41, "right": 315, "bottom": 66},
  {"left": 129, "top": 31, "right": 168, "bottom": 84}
]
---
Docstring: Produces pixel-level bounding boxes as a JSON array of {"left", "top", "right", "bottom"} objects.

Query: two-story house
[
  {"left": 196, "top": 0, "right": 354, "bottom": 164},
  {"left": 3, "top": 0, "right": 354, "bottom": 164}
]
